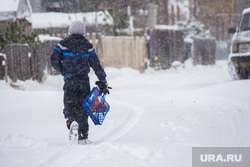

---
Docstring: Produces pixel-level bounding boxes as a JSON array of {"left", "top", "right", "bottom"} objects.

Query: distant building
[
  {"left": 0, "top": 0, "right": 33, "bottom": 36},
  {"left": 233, "top": 0, "right": 250, "bottom": 26},
  {"left": 29, "top": 0, "right": 81, "bottom": 13}
]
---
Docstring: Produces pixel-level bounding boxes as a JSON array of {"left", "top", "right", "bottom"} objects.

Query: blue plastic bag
[{"left": 82, "top": 87, "right": 110, "bottom": 125}]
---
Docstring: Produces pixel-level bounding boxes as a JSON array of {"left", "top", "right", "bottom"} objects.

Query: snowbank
[
  {"left": 37, "top": 34, "right": 62, "bottom": 43},
  {"left": 0, "top": 60, "right": 250, "bottom": 167},
  {"left": 242, "top": 7, "right": 250, "bottom": 15},
  {"left": 155, "top": 24, "right": 182, "bottom": 30}
]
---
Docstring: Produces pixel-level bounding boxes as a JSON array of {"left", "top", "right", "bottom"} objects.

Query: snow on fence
[
  {"left": 192, "top": 37, "right": 216, "bottom": 65},
  {"left": 0, "top": 55, "right": 5, "bottom": 80},
  {"left": 149, "top": 29, "right": 185, "bottom": 69}
]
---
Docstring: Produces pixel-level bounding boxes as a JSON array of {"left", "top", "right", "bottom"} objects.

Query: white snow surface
[
  {"left": 37, "top": 34, "right": 62, "bottom": 43},
  {"left": 0, "top": 0, "right": 32, "bottom": 22},
  {"left": 0, "top": 0, "right": 19, "bottom": 12},
  {"left": 0, "top": 60, "right": 250, "bottom": 167}
]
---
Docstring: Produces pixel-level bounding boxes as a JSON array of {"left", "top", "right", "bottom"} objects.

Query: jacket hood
[{"left": 68, "top": 21, "right": 86, "bottom": 36}]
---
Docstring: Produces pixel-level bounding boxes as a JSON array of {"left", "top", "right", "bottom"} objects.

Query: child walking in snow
[{"left": 51, "top": 21, "right": 108, "bottom": 144}]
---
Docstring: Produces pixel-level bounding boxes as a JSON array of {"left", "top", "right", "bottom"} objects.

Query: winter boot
[
  {"left": 78, "top": 138, "right": 93, "bottom": 145},
  {"left": 69, "top": 121, "right": 79, "bottom": 144},
  {"left": 78, "top": 131, "right": 92, "bottom": 145}
]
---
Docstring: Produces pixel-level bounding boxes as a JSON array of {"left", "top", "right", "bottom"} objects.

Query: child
[{"left": 51, "top": 21, "right": 108, "bottom": 144}]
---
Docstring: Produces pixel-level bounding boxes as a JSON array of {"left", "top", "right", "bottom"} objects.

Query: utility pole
[
  {"left": 193, "top": 0, "right": 197, "bottom": 18},
  {"left": 128, "top": 6, "right": 134, "bottom": 36},
  {"left": 147, "top": 3, "right": 158, "bottom": 29},
  {"left": 189, "top": 0, "right": 193, "bottom": 21},
  {"left": 231, "top": 0, "right": 234, "bottom": 26},
  {"left": 171, "top": 5, "right": 175, "bottom": 25},
  {"left": 164, "top": 0, "right": 169, "bottom": 25}
]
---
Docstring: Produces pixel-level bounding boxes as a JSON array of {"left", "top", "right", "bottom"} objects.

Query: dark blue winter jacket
[{"left": 51, "top": 34, "right": 106, "bottom": 82}]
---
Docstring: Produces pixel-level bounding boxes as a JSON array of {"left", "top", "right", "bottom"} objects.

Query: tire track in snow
[{"left": 91, "top": 98, "right": 145, "bottom": 142}]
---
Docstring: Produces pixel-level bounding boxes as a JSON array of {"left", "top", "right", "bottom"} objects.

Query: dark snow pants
[{"left": 63, "top": 73, "right": 90, "bottom": 139}]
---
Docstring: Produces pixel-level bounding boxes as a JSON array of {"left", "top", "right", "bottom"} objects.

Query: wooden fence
[
  {"left": 101, "top": 36, "right": 147, "bottom": 72},
  {"left": 149, "top": 29, "right": 185, "bottom": 69},
  {"left": 5, "top": 41, "right": 58, "bottom": 82},
  {"left": 2, "top": 33, "right": 217, "bottom": 82},
  {"left": 3, "top": 35, "right": 147, "bottom": 82},
  {"left": 29, "top": 40, "right": 58, "bottom": 80},
  {"left": 149, "top": 29, "right": 216, "bottom": 69},
  {"left": 5, "top": 44, "right": 30, "bottom": 81},
  {"left": 86, "top": 35, "right": 147, "bottom": 72}
]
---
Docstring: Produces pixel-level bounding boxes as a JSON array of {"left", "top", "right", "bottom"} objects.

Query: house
[
  {"left": 0, "top": 0, "right": 33, "bottom": 36},
  {"left": 30, "top": 0, "right": 64, "bottom": 13},
  {"left": 0, "top": 0, "right": 32, "bottom": 22},
  {"left": 30, "top": 0, "right": 80, "bottom": 13}
]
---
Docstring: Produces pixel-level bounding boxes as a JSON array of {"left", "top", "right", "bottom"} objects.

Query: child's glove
[{"left": 95, "top": 81, "right": 112, "bottom": 94}]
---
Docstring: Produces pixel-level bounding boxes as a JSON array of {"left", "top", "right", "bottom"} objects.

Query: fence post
[
  {"left": 96, "top": 33, "right": 103, "bottom": 65},
  {"left": 149, "top": 29, "right": 172, "bottom": 69},
  {"left": 147, "top": 3, "right": 158, "bottom": 29},
  {"left": 5, "top": 44, "right": 17, "bottom": 81},
  {"left": 173, "top": 30, "right": 185, "bottom": 63},
  {"left": 0, "top": 55, "right": 5, "bottom": 80},
  {"left": 30, "top": 43, "right": 46, "bottom": 82},
  {"left": 19, "top": 44, "right": 30, "bottom": 81},
  {"left": 44, "top": 40, "right": 59, "bottom": 75}
]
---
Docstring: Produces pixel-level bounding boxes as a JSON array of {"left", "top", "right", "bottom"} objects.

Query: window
[{"left": 239, "top": 13, "right": 250, "bottom": 32}]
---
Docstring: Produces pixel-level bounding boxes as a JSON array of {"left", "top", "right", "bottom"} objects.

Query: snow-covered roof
[
  {"left": 0, "top": 0, "right": 32, "bottom": 22},
  {"left": 155, "top": 24, "right": 182, "bottom": 30},
  {"left": 32, "top": 11, "right": 114, "bottom": 29},
  {"left": 0, "top": 0, "right": 19, "bottom": 12},
  {"left": 242, "top": 8, "right": 250, "bottom": 15}
]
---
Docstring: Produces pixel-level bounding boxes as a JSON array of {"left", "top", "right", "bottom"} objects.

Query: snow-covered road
[{"left": 0, "top": 60, "right": 249, "bottom": 167}]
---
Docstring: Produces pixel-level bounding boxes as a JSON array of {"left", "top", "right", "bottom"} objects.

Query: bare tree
[{"left": 195, "top": 0, "right": 237, "bottom": 40}]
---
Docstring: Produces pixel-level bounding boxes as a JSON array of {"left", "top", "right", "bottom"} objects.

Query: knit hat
[{"left": 68, "top": 21, "right": 86, "bottom": 36}]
